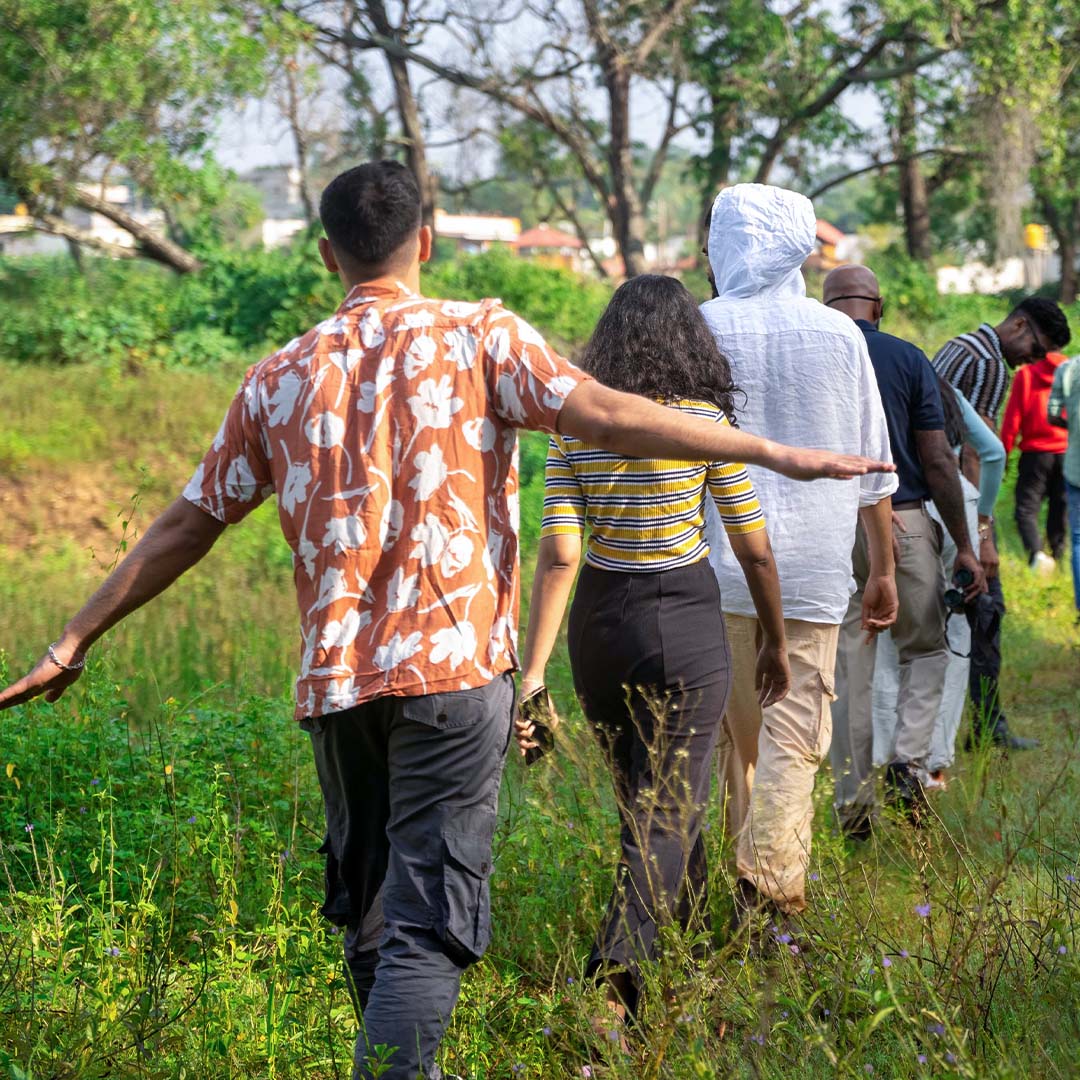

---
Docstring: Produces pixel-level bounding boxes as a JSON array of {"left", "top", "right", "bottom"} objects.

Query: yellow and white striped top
[{"left": 541, "top": 399, "right": 766, "bottom": 572}]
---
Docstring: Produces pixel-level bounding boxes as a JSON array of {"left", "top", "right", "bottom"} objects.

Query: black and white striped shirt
[{"left": 931, "top": 323, "right": 1009, "bottom": 420}]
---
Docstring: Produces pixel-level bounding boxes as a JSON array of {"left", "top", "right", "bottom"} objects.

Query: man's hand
[
  {"left": 956, "top": 548, "right": 989, "bottom": 599},
  {"left": 861, "top": 574, "right": 899, "bottom": 642},
  {"left": 774, "top": 446, "right": 897, "bottom": 482},
  {"left": 0, "top": 642, "right": 83, "bottom": 710},
  {"left": 754, "top": 639, "right": 791, "bottom": 709},
  {"left": 978, "top": 534, "right": 999, "bottom": 579}
]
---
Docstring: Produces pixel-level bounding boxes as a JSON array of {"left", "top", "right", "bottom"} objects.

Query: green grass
[{"left": 1, "top": 362, "right": 1079, "bottom": 1078}]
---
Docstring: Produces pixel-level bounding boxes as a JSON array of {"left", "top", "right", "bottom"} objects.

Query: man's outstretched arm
[
  {"left": 558, "top": 381, "right": 896, "bottom": 480},
  {"left": 0, "top": 497, "right": 226, "bottom": 709}
]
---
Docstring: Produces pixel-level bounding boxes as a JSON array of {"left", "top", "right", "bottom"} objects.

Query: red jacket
[{"left": 1000, "top": 352, "right": 1070, "bottom": 454}]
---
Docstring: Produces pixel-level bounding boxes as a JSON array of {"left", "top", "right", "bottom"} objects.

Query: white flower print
[
  {"left": 211, "top": 416, "right": 228, "bottom": 453},
  {"left": 440, "top": 534, "right": 474, "bottom": 578},
  {"left": 379, "top": 499, "right": 404, "bottom": 551},
  {"left": 462, "top": 417, "right": 497, "bottom": 452},
  {"left": 374, "top": 630, "right": 424, "bottom": 673},
  {"left": 507, "top": 489, "right": 520, "bottom": 534},
  {"left": 318, "top": 315, "right": 349, "bottom": 337},
  {"left": 513, "top": 317, "right": 547, "bottom": 348},
  {"left": 357, "top": 355, "right": 396, "bottom": 413},
  {"left": 224, "top": 456, "right": 258, "bottom": 503},
  {"left": 398, "top": 308, "right": 435, "bottom": 330},
  {"left": 328, "top": 349, "right": 364, "bottom": 375},
  {"left": 410, "top": 513, "right": 450, "bottom": 567},
  {"left": 544, "top": 374, "right": 579, "bottom": 408},
  {"left": 495, "top": 373, "right": 526, "bottom": 423},
  {"left": 183, "top": 463, "right": 205, "bottom": 506},
  {"left": 445, "top": 328, "right": 477, "bottom": 371},
  {"left": 359, "top": 308, "right": 386, "bottom": 349},
  {"left": 485, "top": 326, "right": 510, "bottom": 365},
  {"left": 407, "top": 375, "right": 464, "bottom": 431},
  {"left": 441, "top": 300, "right": 480, "bottom": 318},
  {"left": 313, "top": 567, "right": 351, "bottom": 611},
  {"left": 323, "top": 514, "right": 366, "bottom": 553},
  {"left": 404, "top": 335, "right": 437, "bottom": 378},
  {"left": 305, "top": 411, "right": 347, "bottom": 449},
  {"left": 267, "top": 371, "right": 305, "bottom": 428},
  {"left": 387, "top": 567, "right": 420, "bottom": 612},
  {"left": 318, "top": 607, "right": 372, "bottom": 651},
  {"left": 429, "top": 622, "right": 477, "bottom": 669},
  {"left": 487, "top": 616, "right": 509, "bottom": 664},
  {"left": 409, "top": 444, "right": 449, "bottom": 501},
  {"left": 281, "top": 457, "right": 313, "bottom": 514}
]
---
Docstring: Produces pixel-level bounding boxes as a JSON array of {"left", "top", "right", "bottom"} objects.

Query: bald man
[{"left": 823, "top": 266, "right": 986, "bottom": 831}]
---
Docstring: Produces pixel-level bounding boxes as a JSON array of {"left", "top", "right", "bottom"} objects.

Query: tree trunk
[
  {"left": 283, "top": 63, "right": 317, "bottom": 225},
  {"left": 897, "top": 56, "right": 932, "bottom": 261},
  {"left": 1060, "top": 235, "right": 1077, "bottom": 303},
  {"left": 365, "top": 1, "right": 437, "bottom": 235},
  {"left": 697, "top": 97, "right": 737, "bottom": 253},
  {"left": 603, "top": 61, "right": 647, "bottom": 277},
  {"left": 1039, "top": 195, "right": 1078, "bottom": 304},
  {"left": 69, "top": 187, "right": 202, "bottom": 272}
]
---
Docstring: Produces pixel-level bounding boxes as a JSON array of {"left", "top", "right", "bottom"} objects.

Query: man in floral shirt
[{"left": 0, "top": 161, "right": 892, "bottom": 1079}]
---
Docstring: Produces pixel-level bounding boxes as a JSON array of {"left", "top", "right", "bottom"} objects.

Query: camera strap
[{"left": 944, "top": 610, "right": 971, "bottom": 659}]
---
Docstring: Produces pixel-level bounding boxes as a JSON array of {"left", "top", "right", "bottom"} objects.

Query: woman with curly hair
[{"left": 517, "top": 274, "right": 791, "bottom": 1038}]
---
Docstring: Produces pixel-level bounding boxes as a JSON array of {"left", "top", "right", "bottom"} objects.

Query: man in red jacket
[{"left": 1001, "top": 351, "right": 1072, "bottom": 571}]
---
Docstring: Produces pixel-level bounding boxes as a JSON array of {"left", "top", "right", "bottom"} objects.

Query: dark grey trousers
[{"left": 302, "top": 673, "right": 514, "bottom": 1080}]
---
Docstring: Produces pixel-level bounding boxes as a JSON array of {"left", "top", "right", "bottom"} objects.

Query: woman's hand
[
  {"left": 774, "top": 445, "right": 896, "bottom": 482},
  {"left": 755, "top": 639, "right": 791, "bottom": 709},
  {"left": 515, "top": 673, "right": 558, "bottom": 757}
]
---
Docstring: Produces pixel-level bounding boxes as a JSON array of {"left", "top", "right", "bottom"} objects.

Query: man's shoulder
[
  {"left": 866, "top": 327, "right": 931, "bottom": 369},
  {"left": 701, "top": 295, "right": 862, "bottom": 343}
]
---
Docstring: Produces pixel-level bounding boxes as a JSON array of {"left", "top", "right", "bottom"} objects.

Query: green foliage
[
  {"left": 0, "top": 247, "right": 612, "bottom": 370},
  {"left": 865, "top": 246, "right": 943, "bottom": 322}
]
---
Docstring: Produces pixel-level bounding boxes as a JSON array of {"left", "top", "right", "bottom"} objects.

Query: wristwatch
[{"left": 977, "top": 519, "right": 993, "bottom": 541}]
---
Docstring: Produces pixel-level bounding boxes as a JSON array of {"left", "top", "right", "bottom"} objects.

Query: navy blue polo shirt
[{"left": 856, "top": 319, "right": 945, "bottom": 505}]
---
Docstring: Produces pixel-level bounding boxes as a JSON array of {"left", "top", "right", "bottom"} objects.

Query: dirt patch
[{"left": 0, "top": 461, "right": 179, "bottom": 559}]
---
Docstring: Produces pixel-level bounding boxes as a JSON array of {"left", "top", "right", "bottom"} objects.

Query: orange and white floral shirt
[{"left": 183, "top": 282, "right": 585, "bottom": 718}]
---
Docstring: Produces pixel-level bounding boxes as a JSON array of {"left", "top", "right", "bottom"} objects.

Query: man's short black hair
[
  {"left": 1012, "top": 297, "right": 1071, "bottom": 349},
  {"left": 319, "top": 160, "right": 422, "bottom": 267}
]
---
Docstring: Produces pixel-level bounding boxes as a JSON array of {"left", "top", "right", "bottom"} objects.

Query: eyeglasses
[{"left": 825, "top": 294, "right": 885, "bottom": 317}]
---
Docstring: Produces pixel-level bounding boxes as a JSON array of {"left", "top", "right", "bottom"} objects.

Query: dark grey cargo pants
[{"left": 302, "top": 672, "right": 514, "bottom": 1080}]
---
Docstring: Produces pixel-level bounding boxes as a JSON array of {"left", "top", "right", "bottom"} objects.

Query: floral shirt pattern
[{"left": 183, "top": 282, "right": 584, "bottom": 718}]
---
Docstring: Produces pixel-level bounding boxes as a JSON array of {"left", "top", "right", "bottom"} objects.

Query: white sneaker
[{"left": 1030, "top": 552, "right": 1056, "bottom": 576}]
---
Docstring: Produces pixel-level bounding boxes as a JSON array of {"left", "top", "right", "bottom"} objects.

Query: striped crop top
[{"left": 541, "top": 399, "right": 766, "bottom": 572}]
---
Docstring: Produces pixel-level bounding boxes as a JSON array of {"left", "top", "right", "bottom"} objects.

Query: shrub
[{"left": 866, "top": 246, "right": 942, "bottom": 323}]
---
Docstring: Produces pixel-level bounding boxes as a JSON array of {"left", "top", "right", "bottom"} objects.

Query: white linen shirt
[{"left": 702, "top": 184, "right": 897, "bottom": 625}]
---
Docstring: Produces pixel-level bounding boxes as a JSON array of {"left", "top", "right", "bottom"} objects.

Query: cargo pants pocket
[{"left": 438, "top": 824, "right": 494, "bottom": 966}]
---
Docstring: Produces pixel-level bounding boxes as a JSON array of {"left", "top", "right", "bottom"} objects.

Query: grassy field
[{"left": 1, "top": 351, "right": 1079, "bottom": 1079}]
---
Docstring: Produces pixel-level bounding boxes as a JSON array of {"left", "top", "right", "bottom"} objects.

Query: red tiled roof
[
  {"left": 515, "top": 226, "right": 583, "bottom": 250},
  {"left": 816, "top": 218, "right": 844, "bottom": 245}
]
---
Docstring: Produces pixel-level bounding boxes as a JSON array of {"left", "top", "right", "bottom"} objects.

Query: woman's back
[{"left": 543, "top": 399, "right": 764, "bottom": 572}]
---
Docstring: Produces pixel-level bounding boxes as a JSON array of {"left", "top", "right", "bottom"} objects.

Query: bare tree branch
[
  {"left": 18, "top": 214, "right": 141, "bottom": 260},
  {"left": 806, "top": 146, "right": 970, "bottom": 200}
]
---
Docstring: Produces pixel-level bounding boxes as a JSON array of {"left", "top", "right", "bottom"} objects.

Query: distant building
[
  {"left": 515, "top": 224, "right": 584, "bottom": 273},
  {"left": 241, "top": 165, "right": 309, "bottom": 249},
  {"left": 434, "top": 210, "right": 520, "bottom": 253},
  {"left": 0, "top": 184, "right": 165, "bottom": 257},
  {"left": 803, "top": 218, "right": 846, "bottom": 272}
]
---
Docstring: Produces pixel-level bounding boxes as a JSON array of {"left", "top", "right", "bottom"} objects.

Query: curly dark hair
[
  {"left": 578, "top": 274, "right": 741, "bottom": 421},
  {"left": 1013, "top": 297, "right": 1071, "bottom": 349}
]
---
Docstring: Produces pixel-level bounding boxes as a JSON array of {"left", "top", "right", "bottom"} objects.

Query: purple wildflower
[
  {"left": 882, "top": 956, "right": 892, "bottom": 968},
  {"left": 790, "top": 944, "right": 800, "bottom": 955},
  {"left": 776, "top": 932, "right": 793, "bottom": 945},
  {"left": 24, "top": 823, "right": 32, "bottom": 833},
  {"left": 823, "top": 1008, "right": 831, "bottom": 1016},
  {"left": 581, "top": 1068, "right": 592, "bottom": 1079},
  {"left": 79, "top": 806, "right": 88, "bottom": 814},
  {"left": 928, "top": 1023, "right": 945, "bottom": 1037},
  {"left": 513, "top": 1065, "right": 524, "bottom": 1074},
  {"left": 915, "top": 902, "right": 931, "bottom": 918},
  {"left": 810, "top": 872, "right": 820, "bottom": 881},
  {"left": 566, "top": 976, "right": 574, "bottom": 985},
  {"left": 917, "top": 1054, "right": 927, "bottom": 1065},
  {"left": 91, "top": 778, "right": 100, "bottom": 786},
  {"left": 1058, "top": 945, "right": 1067, "bottom": 955},
  {"left": 108, "top": 946, "right": 120, "bottom": 957},
  {"left": 865, "top": 1066, "right": 874, "bottom": 1075},
  {"left": 542, "top": 1026, "right": 552, "bottom": 1037},
  {"left": 1066, "top": 874, "right": 1077, "bottom": 883},
  {"left": 751, "top": 1033, "right": 765, "bottom": 1046},
  {"left": 900, "top": 949, "right": 909, "bottom": 958},
  {"left": 187, "top": 815, "right": 197, "bottom": 824},
  {"left": 946, "top": 1052, "right": 956, "bottom": 1064}
]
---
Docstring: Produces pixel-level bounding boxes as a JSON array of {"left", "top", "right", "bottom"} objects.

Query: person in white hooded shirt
[{"left": 702, "top": 184, "right": 898, "bottom": 922}]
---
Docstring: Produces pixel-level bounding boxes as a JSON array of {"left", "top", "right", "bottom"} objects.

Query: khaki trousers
[
  {"left": 830, "top": 506, "right": 949, "bottom": 828},
  {"left": 717, "top": 614, "right": 840, "bottom": 912}
]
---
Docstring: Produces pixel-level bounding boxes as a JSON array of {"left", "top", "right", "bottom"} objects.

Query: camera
[{"left": 944, "top": 567, "right": 975, "bottom": 614}]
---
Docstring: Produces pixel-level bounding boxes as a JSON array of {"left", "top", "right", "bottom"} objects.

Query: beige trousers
[
  {"left": 830, "top": 506, "right": 949, "bottom": 828},
  {"left": 717, "top": 614, "right": 840, "bottom": 912}
]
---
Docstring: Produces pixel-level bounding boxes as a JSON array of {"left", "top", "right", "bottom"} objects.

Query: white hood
[{"left": 707, "top": 183, "right": 815, "bottom": 301}]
